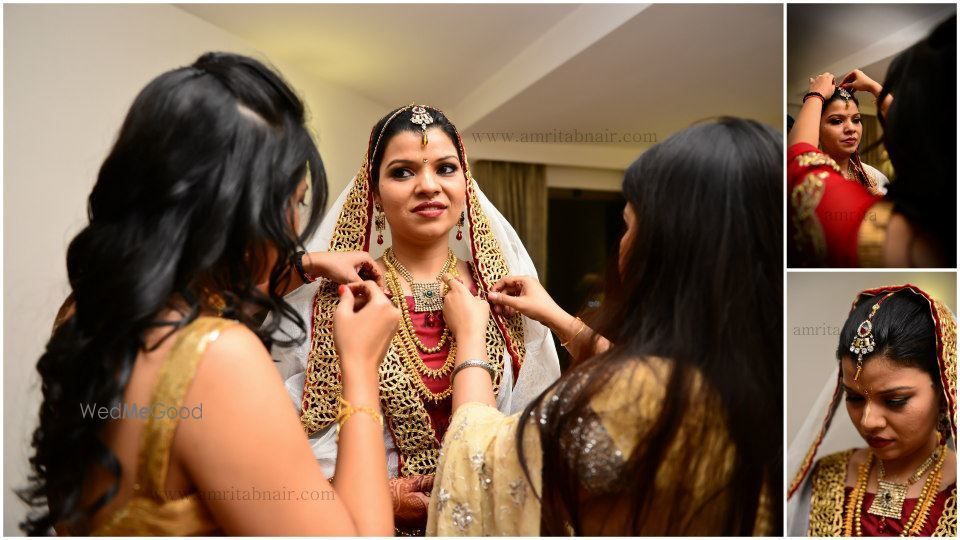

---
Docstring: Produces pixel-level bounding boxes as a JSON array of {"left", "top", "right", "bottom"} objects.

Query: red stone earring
[
  {"left": 375, "top": 203, "right": 385, "bottom": 245},
  {"left": 456, "top": 211, "right": 465, "bottom": 241}
]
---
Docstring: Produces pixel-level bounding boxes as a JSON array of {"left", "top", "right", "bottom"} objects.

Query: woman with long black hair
[
  {"left": 428, "top": 117, "right": 783, "bottom": 535},
  {"left": 19, "top": 52, "right": 399, "bottom": 535}
]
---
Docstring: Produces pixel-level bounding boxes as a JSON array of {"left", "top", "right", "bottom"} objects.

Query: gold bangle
[
  {"left": 560, "top": 317, "right": 586, "bottom": 348},
  {"left": 335, "top": 396, "right": 383, "bottom": 441}
]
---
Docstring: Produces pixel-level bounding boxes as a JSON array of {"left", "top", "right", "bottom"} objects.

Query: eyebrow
[
  {"left": 385, "top": 155, "right": 458, "bottom": 169},
  {"left": 828, "top": 114, "right": 860, "bottom": 119},
  {"left": 842, "top": 384, "right": 913, "bottom": 395}
]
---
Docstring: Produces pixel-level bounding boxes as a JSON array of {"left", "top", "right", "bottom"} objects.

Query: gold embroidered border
[
  {"left": 856, "top": 201, "right": 893, "bottom": 268},
  {"left": 807, "top": 450, "right": 851, "bottom": 537},
  {"left": 300, "top": 281, "right": 342, "bottom": 434},
  {"left": 932, "top": 299, "right": 957, "bottom": 440},
  {"left": 790, "top": 171, "right": 828, "bottom": 266},
  {"left": 329, "top": 160, "right": 372, "bottom": 253},
  {"left": 300, "top": 277, "right": 507, "bottom": 476},
  {"left": 465, "top": 172, "right": 526, "bottom": 369},
  {"left": 794, "top": 151, "right": 841, "bottom": 173},
  {"left": 932, "top": 485, "right": 957, "bottom": 536}
]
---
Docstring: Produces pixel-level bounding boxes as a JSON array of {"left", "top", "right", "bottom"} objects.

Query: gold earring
[
  {"left": 202, "top": 288, "right": 226, "bottom": 317},
  {"left": 375, "top": 202, "right": 385, "bottom": 246}
]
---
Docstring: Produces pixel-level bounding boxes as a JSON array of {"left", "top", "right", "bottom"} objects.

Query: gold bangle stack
[{"left": 335, "top": 396, "right": 383, "bottom": 441}]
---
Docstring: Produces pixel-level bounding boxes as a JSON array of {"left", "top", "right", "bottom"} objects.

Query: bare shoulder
[
  {"left": 204, "top": 321, "right": 271, "bottom": 362},
  {"left": 188, "top": 321, "right": 279, "bottom": 398}
]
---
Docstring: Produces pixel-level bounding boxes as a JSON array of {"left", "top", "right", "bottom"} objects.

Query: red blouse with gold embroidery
[{"left": 787, "top": 142, "right": 889, "bottom": 267}]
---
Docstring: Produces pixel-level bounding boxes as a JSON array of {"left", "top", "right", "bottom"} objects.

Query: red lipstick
[
  {"left": 411, "top": 201, "right": 447, "bottom": 218},
  {"left": 866, "top": 436, "right": 894, "bottom": 449}
]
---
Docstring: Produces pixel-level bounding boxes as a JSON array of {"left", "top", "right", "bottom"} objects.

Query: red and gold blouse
[{"left": 788, "top": 142, "right": 892, "bottom": 267}]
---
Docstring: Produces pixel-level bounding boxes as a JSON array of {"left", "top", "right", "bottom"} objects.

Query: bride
[
  {"left": 269, "top": 104, "right": 561, "bottom": 531},
  {"left": 788, "top": 285, "right": 956, "bottom": 536},
  {"left": 811, "top": 84, "right": 888, "bottom": 196}
]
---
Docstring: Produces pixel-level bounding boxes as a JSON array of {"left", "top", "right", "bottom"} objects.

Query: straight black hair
[{"left": 519, "top": 117, "right": 783, "bottom": 535}]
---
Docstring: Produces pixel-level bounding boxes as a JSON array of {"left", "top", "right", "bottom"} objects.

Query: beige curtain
[
  {"left": 471, "top": 160, "right": 547, "bottom": 278},
  {"left": 859, "top": 114, "right": 891, "bottom": 176}
]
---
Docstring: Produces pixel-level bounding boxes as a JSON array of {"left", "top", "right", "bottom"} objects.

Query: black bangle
[
  {"left": 292, "top": 250, "right": 314, "bottom": 283},
  {"left": 803, "top": 92, "right": 826, "bottom": 104}
]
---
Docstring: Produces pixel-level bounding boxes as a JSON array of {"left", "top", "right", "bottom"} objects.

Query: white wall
[{"left": 2, "top": 5, "right": 384, "bottom": 533}]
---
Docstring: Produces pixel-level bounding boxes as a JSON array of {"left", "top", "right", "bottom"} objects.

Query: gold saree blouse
[
  {"left": 426, "top": 357, "right": 774, "bottom": 535},
  {"left": 87, "top": 317, "right": 235, "bottom": 536}
]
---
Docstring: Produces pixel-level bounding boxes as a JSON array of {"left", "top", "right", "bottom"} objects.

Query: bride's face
[
  {"left": 375, "top": 127, "right": 466, "bottom": 245},
  {"left": 841, "top": 355, "right": 941, "bottom": 462},
  {"left": 819, "top": 100, "right": 862, "bottom": 159}
]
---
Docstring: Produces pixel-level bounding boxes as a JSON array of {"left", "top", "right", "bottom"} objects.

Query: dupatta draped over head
[{"left": 787, "top": 284, "right": 957, "bottom": 534}]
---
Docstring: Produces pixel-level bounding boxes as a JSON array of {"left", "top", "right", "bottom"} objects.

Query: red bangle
[{"left": 803, "top": 92, "right": 826, "bottom": 104}]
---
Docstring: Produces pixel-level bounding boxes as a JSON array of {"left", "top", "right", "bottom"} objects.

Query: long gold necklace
[
  {"left": 383, "top": 253, "right": 459, "bottom": 353},
  {"left": 383, "top": 265, "right": 456, "bottom": 403},
  {"left": 846, "top": 447, "right": 946, "bottom": 536}
]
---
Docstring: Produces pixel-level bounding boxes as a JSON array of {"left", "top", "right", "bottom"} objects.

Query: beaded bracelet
[
  {"left": 335, "top": 396, "right": 383, "bottom": 441},
  {"left": 802, "top": 91, "right": 826, "bottom": 104}
]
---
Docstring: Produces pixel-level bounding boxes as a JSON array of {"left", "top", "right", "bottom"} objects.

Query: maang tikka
[
  {"left": 410, "top": 105, "right": 435, "bottom": 147},
  {"left": 848, "top": 292, "right": 895, "bottom": 381}
]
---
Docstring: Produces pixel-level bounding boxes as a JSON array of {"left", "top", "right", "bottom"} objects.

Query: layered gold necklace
[
  {"left": 382, "top": 248, "right": 460, "bottom": 403},
  {"left": 844, "top": 445, "right": 946, "bottom": 536}
]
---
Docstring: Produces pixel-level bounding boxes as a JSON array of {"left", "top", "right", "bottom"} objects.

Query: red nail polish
[{"left": 338, "top": 285, "right": 346, "bottom": 296}]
